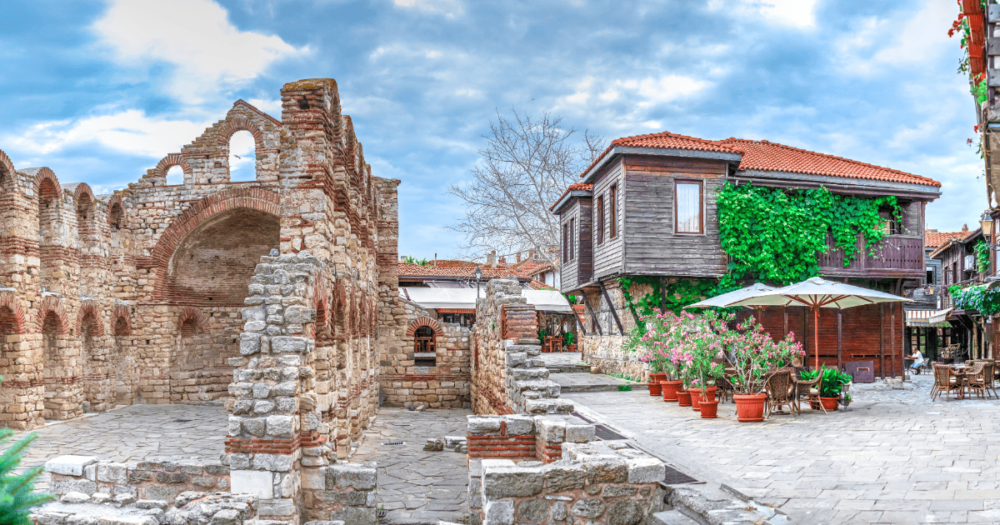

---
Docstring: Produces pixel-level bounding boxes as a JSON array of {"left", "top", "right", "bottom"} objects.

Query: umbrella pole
[{"left": 814, "top": 307, "right": 820, "bottom": 371}]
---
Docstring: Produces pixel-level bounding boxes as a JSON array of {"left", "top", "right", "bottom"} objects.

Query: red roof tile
[
  {"left": 925, "top": 226, "right": 973, "bottom": 248},
  {"left": 580, "top": 131, "right": 738, "bottom": 180},
  {"left": 717, "top": 138, "right": 941, "bottom": 188},
  {"left": 397, "top": 262, "right": 532, "bottom": 280},
  {"left": 550, "top": 183, "right": 593, "bottom": 211}
]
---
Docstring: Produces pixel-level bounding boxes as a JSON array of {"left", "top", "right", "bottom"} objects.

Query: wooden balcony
[{"left": 818, "top": 235, "right": 924, "bottom": 278}]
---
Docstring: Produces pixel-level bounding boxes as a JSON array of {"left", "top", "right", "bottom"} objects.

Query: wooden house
[
  {"left": 929, "top": 226, "right": 992, "bottom": 361},
  {"left": 552, "top": 131, "right": 942, "bottom": 377}
]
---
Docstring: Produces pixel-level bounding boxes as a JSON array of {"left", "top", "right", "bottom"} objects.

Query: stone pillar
[{"left": 225, "top": 250, "right": 331, "bottom": 525}]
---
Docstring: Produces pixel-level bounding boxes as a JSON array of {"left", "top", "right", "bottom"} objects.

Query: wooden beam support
[
  {"left": 879, "top": 303, "right": 886, "bottom": 379},
  {"left": 582, "top": 293, "right": 603, "bottom": 336},
  {"left": 575, "top": 310, "right": 588, "bottom": 337},
  {"left": 598, "top": 280, "right": 625, "bottom": 336},
  {"left": 891, "top": 303, "right": 897, "bottom": 378},
  {"left": 837, "top": 310, "right": 843, "bottom": 372},
  {"left": 783, "top": 307, "right": 788, "bottom": 337}
]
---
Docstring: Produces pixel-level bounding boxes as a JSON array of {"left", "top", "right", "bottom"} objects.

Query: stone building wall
[
  {"left": 581, "top": 282, "right": 647, "bottom": 381},
  {"left": 471, "top": 280, "right": 572, "bottom": 416},
  {"left": 0, "top": 79, "right": 396, "bottom": 445}
]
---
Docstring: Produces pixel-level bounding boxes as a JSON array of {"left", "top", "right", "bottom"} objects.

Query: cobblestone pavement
[
  {"left": 16, "top": 404, "right": 227, "bottom": 490},
  {"left": 540, "top": 351, "right": 589, "bottom": 368},
  {"left": 548, "top": 370, "right": 642, "bottom": 392},
  {"left": 352, "top": 407, "right": 471, "bottom": 525},
  {"left": 567, "top": 374, "right": 1000, "bottom": 525}
]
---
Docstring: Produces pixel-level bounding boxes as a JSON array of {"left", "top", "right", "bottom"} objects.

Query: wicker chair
[
  {"left": 765, "top": 369, "right": 797, "bottom": 417},
  {"left": 984, "top": 362, "right": 999, "bottom": 398},
  {"left": 716, "top": 369, "right": 736, "bottom": 404},
  {"left": 968, "top": 362, "right": 989, "bottom": 399},
  {"left": 793, "top": 371, "right": 824, "bottom": 414},
  {"left": 931, "top": 364, "right": 961, "bottom": 401}
]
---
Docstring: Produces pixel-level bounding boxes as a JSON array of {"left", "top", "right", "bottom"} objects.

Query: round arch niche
[{"left": 166, "top": 208, "right": 280, "bottom": 306}]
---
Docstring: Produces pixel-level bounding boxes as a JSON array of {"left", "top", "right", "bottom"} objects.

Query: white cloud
[
  {"left": 707, "top": 0, "right": 818, "bottom": 29},
  {"left": 228, "top": 130, "right": 257, "bottom": 182},
  {"left": 92, "top": 0, "right": 308, "bottom": 103},
  {"left": 247, "top": 98, "right": 283, "bottom": 116},
  {"left": 558, "top": 74, "right": 709, "bottom": 112},
  {"left": 393, "top": 0, "right": 463, "bottom": 18},
  {"left": 3, "top": 110, "right": 209, "bottom": 158},
  {"left": 834, "top": 0, "right": 954, "bottom": 76}
]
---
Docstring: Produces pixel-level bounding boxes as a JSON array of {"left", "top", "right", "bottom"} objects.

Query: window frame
[
  {"left": 609, "top": 185, "right": 618, "bottom": 239},
  {"left": 673, "top": 179, "right": 705, "bottom": 235},
  {"left": 596, "top": 195, "right": 605, "bottom": 245},
  {"left": 562, "top": 222, "right": 568, "bottom": 263},
  {"left": 570, "top": 217, "right": 576, "bottom": 261}
]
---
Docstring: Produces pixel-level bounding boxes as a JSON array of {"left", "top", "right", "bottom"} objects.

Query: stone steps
[{"left": 652, "top": 510, "right": 700, "bottom": 525}]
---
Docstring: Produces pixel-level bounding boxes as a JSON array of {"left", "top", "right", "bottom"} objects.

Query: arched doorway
[
  {"left": 164, "top": 208, "right": 280, "bottom": 403},
  {"left": 414, "top": 326, "right": 437, "bottom": 367}
]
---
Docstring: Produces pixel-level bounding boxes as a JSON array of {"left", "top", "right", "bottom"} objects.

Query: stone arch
[
  {"left": 108, "top": 195, "right": 124, "bottom": 231},
  {"left": 73, "top": 183, "right": 98, "bottom": 245},
  {"left": 314, "top": 279, "right": 329, "bottom": 340},
  {"left": 216, "top": 115, "right": 266, "bottom": 147},
  {"left": 0, "top": 295, "right": 27, "bottom": 334},
  {"left": 33, "top": 167, "right": 62, "bottom": 201},
  {"left": 406, "top": 317, "right": 444, "bottom": 338},
  {"left": 112, "top": 304, "right": 131, "bottom": 336},
  {"left": 149, "top": 187, "right": 282, "bottom": 302},
  {"left": 0, "top": 149, "right": 17, "bottom": 193},
  {"left": 177, "top": 306, "right": 207, "bottom": 335},
  {"left": 75, "top": 301, "right": 105, "bottom": 337},
  {"left": 36, "top": 296, "right": 69, "bottom": 334},
  {"left": 154, "top": 153, "right": 193, "bottom": 182}
]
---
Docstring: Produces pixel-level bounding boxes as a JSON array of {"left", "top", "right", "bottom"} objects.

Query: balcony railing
[{"left": 818, "top": 235, "right": 923, "bottom": 276}]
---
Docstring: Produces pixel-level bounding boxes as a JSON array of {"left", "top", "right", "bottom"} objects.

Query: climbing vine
[
  {"left": 716, "top": 183, "right": 900, "bottom": 291},
  {"left": 950, "top": 284, "right": 1000, "bottom": 316},
  {"left": 975, "top": 239, "right": 990, "bottom": 273},
  {"left": 616, "top": 183, "right": 901, "bottom": 322}
]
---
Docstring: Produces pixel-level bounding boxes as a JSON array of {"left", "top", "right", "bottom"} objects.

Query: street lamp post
[{"left": 475, "top": 267, "right": 482, "bottom": 300}]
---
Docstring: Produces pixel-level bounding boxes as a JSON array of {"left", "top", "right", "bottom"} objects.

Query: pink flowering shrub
[{"left": 724, "top": 316, "right": 804, "bottom": 395}]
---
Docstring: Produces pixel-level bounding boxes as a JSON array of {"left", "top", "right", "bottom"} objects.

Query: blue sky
[{"left": 0, "top": 0, "right": 982, "bottom": 259}]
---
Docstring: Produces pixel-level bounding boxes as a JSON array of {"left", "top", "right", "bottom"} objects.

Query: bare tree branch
[{"left": 449, "top": 110, "right": 607, "bottom": 271}]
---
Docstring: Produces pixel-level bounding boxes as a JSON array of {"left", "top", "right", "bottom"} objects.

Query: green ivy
[
  {"left": 717, "top": 183, "right": 900, "bottom": 290},
  {"left": 950, "top": 284, "right": 1000, "bottom": 316},
  {"left": 615, "top": 183, "right": 900, "bottom": 321},
  {"left": 975, "top": 239, "right": 990, "bottom": 273}
]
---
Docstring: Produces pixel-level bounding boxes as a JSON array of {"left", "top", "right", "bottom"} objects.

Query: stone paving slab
[
  {"left": 566, "top": 374, "right": 1000, "bottom": 525},
  {"left": 548, "top": 370, "right": 646, "bottom": 392},
  {"left": 540, "top": 351, "right": 592, "bottom": 372},
  {"left": 351, "top": 407, "right": 471, "bottom": 525},
  {"left": 13, "top": 404, "right": 227, "bottom": 491}
]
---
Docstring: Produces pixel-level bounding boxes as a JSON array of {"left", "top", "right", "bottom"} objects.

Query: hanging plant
[{"left": 976, "top": 239, "right": 990, "bottom": 273}]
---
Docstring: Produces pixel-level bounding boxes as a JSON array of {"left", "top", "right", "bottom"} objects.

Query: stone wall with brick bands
[{"left": 46, "top": 456, "right": 231, "bottom": 502}]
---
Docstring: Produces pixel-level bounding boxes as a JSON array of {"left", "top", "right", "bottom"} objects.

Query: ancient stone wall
[
  {"left": 471, "top": 280, "right": 572, "bottom": 416},
  {"left": 467, "top": 416, "right": 667, "bottom": 525},
  {"left": 0, "top": 79, "right": 396, "bottom": 445}
]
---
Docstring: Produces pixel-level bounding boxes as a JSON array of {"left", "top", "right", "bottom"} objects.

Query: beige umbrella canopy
[
  {"left": 725, "top": 277, "right": 911, "bottom": 370},
  {"left": 686, "top": 283, "right": 776, "bottom": 309}
]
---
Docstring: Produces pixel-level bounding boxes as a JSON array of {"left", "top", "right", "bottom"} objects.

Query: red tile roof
[
  {"left": 575, "top": 130, "right": 941, "bottom": 188},
  {"left": 716, "top": 138, "right": 941, "bottom": 188},
  {"left": 397, "top": 262, "right": 532, "bottom": 280},
  {"left": 550, "top": 183, "right": 593, "bottom": 211},
  {"left": 925, "top": 226, "right": 973, "bottom": 248}
]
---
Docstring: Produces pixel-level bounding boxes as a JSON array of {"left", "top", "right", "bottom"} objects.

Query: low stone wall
[
  {"left": 467, "top": 415, "right": 594, "bottom": 464},
  {"left": 32, "top": 492, "right": 263, "bottom": 525},
  {"left": 469, "top": 440, "right": 666, "bottom": 525},
  {"left": 581, "top": 335, "right": 647, "bottom": 382},
  {"left": 46, "top": 455, "right": 230, "bottom": 501},
  {"left": 301, "top": 463, "right": 378, "bottom": 525}
]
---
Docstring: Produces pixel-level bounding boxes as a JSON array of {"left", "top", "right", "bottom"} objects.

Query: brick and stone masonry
[
  {"left": 471, "top": 279, "right": 572, "bottom": 416},
  {"left": 0, "top": 79, "right": 394, "bottom": 457}
]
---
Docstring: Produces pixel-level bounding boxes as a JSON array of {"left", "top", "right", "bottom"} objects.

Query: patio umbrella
[
  {"left": 724, "top": 277, "right": 911, "bottom": 370},
  {"left": 687, "top": 282, "right": 775, "bottom": 308}
]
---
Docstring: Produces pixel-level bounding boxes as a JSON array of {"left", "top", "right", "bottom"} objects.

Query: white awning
[
  {"left": 401, "top": 287, "right": 571, "bottom": 312},
  {"left": 906, "top": 308, "right": 953, "bottom": 327}
]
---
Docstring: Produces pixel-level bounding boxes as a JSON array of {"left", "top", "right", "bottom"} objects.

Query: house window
[
  {"left": 562, "top": 223, "right": 568, "bottom": 263},
  {"left": 570, "top": 218, "right": 576, "bottom": 261},
  {"left": 596, "top": 195, "right": 605, "bottom": 245},
  {"left": 675, "top": 181, "right": 704, "bottom": 234},
  {"left": 609, "top": 185, "right": 618, "bottom": 238},
  {"left": 879, "top": 207, "right": 902, "bottom": 235}
]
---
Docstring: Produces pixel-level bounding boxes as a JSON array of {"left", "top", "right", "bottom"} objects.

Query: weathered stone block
[{"left": 46, "top": 455, "right": 98, "bottom": 477}]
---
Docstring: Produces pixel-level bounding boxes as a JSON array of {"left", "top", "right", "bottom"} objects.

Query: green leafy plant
[
  {"left": 819, "top": 368, "right": 853, "bottom": 398},
  {"left": 949, "top": 284, "right": 1000, "bottom": 315},
  {"left": 725, "top": 316, "right": 805, "bottom": 395},
  {"left": 537, "top": 328, "right": 548, "bottom": 341},
  {"left": 402, "top": 255, "right": 431, "bottom": 266},
  {"left": 562, "top": 331, "right": 575, "bottom": 346},
  {"left": 0, "top": 379, "right": 53, "bottom": 524},
  {"left": 617, "top": 385, "right": 632, "bottom": 392},
  {"left": 976, "top": 239, "right": 990, "bottom": 273},
  {"left": 799, "top": 369, "right": 820, "bottom": 382},
  {"left": 717, "top": 183, "right": 901, "bottom": 290}
]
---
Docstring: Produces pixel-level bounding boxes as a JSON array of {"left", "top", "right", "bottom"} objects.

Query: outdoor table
[{"left": 953, "top": 365, "right": 972, "bottom": 399}]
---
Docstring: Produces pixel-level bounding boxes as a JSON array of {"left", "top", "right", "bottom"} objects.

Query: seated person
[{"left": 908, "top": 351, "right": 924, "bottom": 375}]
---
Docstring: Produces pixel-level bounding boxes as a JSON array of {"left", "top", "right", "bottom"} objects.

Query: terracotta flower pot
[
  {"left": 699, "top": 400, "right": 719, "bottom": 419},
  {"left": 963, "top": 0, "right": 982, "bottom": 14},
  {"left": 691, "top": 391, "right": 702, "bottom": 411},
  {"left": 676, "top": 390, "right": 692, "bottom": 407},
  {"left": 661, "top": 380, "right": 682, "bottom": 402},
  {"left": 970, "top": 44, "right": 985, "bottom": 59},
  {"left": 697, "top": 387, "right": 718, "bottom": 404},
  {"left": 734, "top": 393, "right": 767, "bottom": 422},
  {"left": 648, "top": 374, "right": 662, "bottom": 396},
  {"left": 820, "top": 397, "right": 840, "bottom": 412}
]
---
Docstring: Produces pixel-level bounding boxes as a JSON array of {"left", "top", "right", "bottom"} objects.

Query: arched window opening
[
  {"left": 180, "top": 318, "right": 197, "bottom": 339},
  {"left": 109, "top": 203, "right": 123, "bottom": 231},
  {"left": 114, "top": 317, "right": 129, "bottom": 337},
  {"left": 38, "top": 179, "right": 59, "bottom": 248},
  {"left": 166, "top": 166, "right": 184, "bottom": 186},
  {"left": 229, "top": 130, "right": 257, "bottom": 182},
  {"left": 413, "top": 326, "right": 436, "bottom": 367},
  {"left": 0, "top": 306, "right": 16, "bottom": 372},
  {"left": 76, "top": 193, "right": 95, "bottom": 243}
]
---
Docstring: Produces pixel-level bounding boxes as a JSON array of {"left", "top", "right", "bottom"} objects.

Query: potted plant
[
  {"left": 562, "top": 331, "right": 577, "bottom": 353},
  {"left": 818, "top": 368, "right": 852, "bottom": 411},
  {"left": 724, "top": 315, "right": 804, "bottom": 422},
  {"left": 628, "top": 313, "right": 683, "bottom": 401},
  {"left": 647, "top": 359, "right": 663, "bottom": 397}
]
